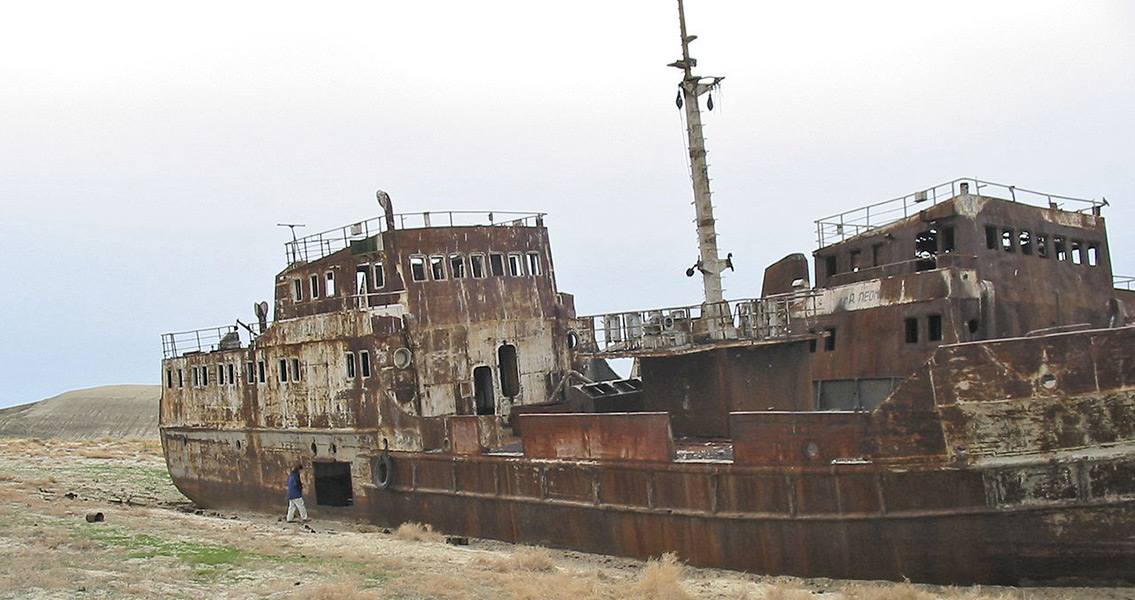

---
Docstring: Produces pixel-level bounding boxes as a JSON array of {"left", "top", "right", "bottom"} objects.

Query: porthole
[
  {"left": 1040, "top": 374, "right": 1058, "bottom": 390},
  {"left": 567, "top": 331, "right": 579, "bottom": 349},
  {"left": 804, "top": 441, "right": 820, "bottom": 460},
  {"left": 393, "top": 347, "right": 413, "bottom": 369}
]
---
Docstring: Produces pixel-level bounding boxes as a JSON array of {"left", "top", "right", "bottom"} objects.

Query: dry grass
[
  {"left": 395, "top": 520, "right": 445, "bottom": 542},
  {"left": 476, "top": 545, "right": 558, "bottom": 572},
  {"left": 633, "top": 553, "right": 695, "bottom": 600}
]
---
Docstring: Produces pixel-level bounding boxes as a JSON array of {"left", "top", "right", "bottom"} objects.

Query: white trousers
[{"left": 286, "top": 497, "right": 308, "bottom": 521}]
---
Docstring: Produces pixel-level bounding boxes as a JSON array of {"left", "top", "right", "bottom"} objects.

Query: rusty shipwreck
[{"left": 159, "top": 2, "right": 1135, "bottom": 586}]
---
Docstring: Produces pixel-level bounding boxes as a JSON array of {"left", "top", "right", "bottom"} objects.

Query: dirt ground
[{"left": 0, "top": 438, "right": 1129, "bottom": 600}]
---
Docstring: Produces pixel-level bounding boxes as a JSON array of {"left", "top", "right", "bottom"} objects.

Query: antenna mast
[{"left": 670, "top": 0, "right": 726, "bottom": 305}]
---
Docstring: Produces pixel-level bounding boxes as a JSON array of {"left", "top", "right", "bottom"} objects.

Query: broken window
[
  {"left": 325, "top": 272, "right": 336, "bottom": 296},
  {"left": 470, "top": 254, "right": 486, "bottom": 278},
  {"left": 905, "top": 318, "right": 919, "bottom": 344},
  {"left": 1071, "top": 240, "right": 1083, "bottom": 265},
  {"left": 246, "top": 362, "right": 255, "bottom": 384},
  {"left": 192, "top": 366, "right": 199, "bottom": 387},
  {"left": 409, "top": 255, "right": 427, "bottom": 281},
  {"left": 291, "top": 358, "right": 301, "bottom": 382},
  {"left": 824, "top": 327, "right": 836, "bottom": 352},
  {"left": 1054, "top": 236, "right": 1067, "bottom": 261},
  {"left": 356, "top": 265, "right": 370, "bottom": 296},
  {"left": 1001, "top": 228, "right": 1015, "bottom": 252},
  {"left": 218, "top": 365, "right": 225, "bottom": 386},
  {"left": 360, "top": 351, "right": 371, "bottom": 378},
  {"left": 166, "top": 370, "right": 173, "bottom": 389},
  {"left": 373, "top": 263, "right": 386, "bottom": 289},
  {"left": 527, "top": 253, "right": 541, "bottom": 276},
  {"left": 1019, "top": 230, "right": 1033, "bottom": 255},
  {"left": 1087, "top": 243, "right": 1099, "bottom": 267},
  {"left": 227, "top": 363, "right": 235, "bottom": 385},
  {"left": 279, "top": 359, "right": 288, "bottom": 382},
  {"left": 489, "top": 253, "right": 506, "bottom": 277},
  {"left": 346, "top": 353, "right": 356, "bottom": 379},
  {"left": 985, "top": 226, "right": 998, "bottom": 250},
  {"left": 473, "top": 365, "right": 494, "bottom": 416},
  {"left": 850, "top": 249, "right": 862, "bottom": 272},
  {"left": 928, "top": 314, "right": 943, "bottom": 342},
  {"left": 1036, "top": 234, "right": 1049, "bottom": 258},
  {"left": 915, "top": 228, "right": 938, "bottom": 271},
  {"left": 178, "top": 369, "right": 184, "bottom": 388},
  {"left": 257, "top": 360, "right": 266, "bottom": 383},
  {"left": 310, "top": 274, "right": 320, "bottom": 299},
  {"left": 808, "top": 329, "right": 817, "bottom": 353},
  {"left": 508, "top": 253, "right": 524, "bottom": 276},
  {"left": 825, "top": 255, "right": 837, "bottom": 278},
  {"left": 430, "top": 255, "right": 446, "bottom": 280},
  {"left": 449, "top": 254, "right": 466, "bottom": 278},
  {"left": 293, "top": 279, "right": 303, "bottom": 302},
  {"left": 941, "top": 227, "right": 955, "bottom": 253},
  {"left": 498, "top": 344, "right": 520, "bottom": 398}
]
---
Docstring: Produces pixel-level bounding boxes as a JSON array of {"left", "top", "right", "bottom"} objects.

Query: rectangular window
[
  {"left": 166, "top": 370, "right": 173, "bottom": 389},
  {"left": 905, "top": 318, "right": 919, "bottom": 344},
  {"left": 1019, "top": 230, "right": 1033, "bottom": 255},
  {"left": 449, "top": 254, "right": 466, "bottom": 278},
  {"left": 246, "top": 362, "right": 255, "bottom": 384},
  {"left": 808, "top": 330, "right": 817, "bottom": 353},
  {"left": 430, "top": 255, "right": 446, "bottom": 280},
  {"left": 1054, "top": 236, "right": 1067, "bottom": 261},
  {"left": 360, "top": 351, "right": 371, "bottom": 378},
  {"left": 1001, "top": 228, "right": 1015, "bottom": 252},
  {"left": 291, "top": 358, "right": 301, "bottom": 382},
  {"left": 1071, "top": 240, "right": 1083, "bottom": 265},
  {"left": 279, "top": 359, "right": 288, "bottom": 382},
  {"left": 470, "top": 254, "right": 487, "bottom": 278},
  {"left": 217, "top": 365, "right": 225, "bottom": 386},
  {"left": 410, "top": 255, "right": 427, "bottom": 281},
  {"left": 192, "top": 366, "right": 199, "bottom": 387},
  {"left": 489, "top": 253, "right": 506, "bottom": 276},
  {"left": 985, "top": 226, "right": 998, "bottom": 250},
  {"left": 526, "top": 253, "right": 541, "bottom": 276},
  {"left": 507, "top": 253, "right": 524, "bottom": 276},
  {"left": 941, "top": 227, "right": 955, "bottom": 253},
  {"left": 1087, "top": 243, "right": 1099, "bottom": 267},
  {"left": 373, "top": 263, "right": 386, "bottom": 289},
  {"left": 178, "top": 369, "right": 184, "bottom": 388},
  {"left": 293, "top": 279, "right": 303, "bottom": 302},
  {"left": 257, "top": 360, "right": 266, "bottom": 384},
  {"left": 325, "top": 272, "right": 336, "bottom": 296},
  {"left": 227, "top": 363, "right": 235, "bottom": 386},
  {"left": 346, "top": 353, "right": 356, "bottom": 379},
  {"left": 356, "top": 265, "right": 370, "bottom": 295},
  {"left": 928, "top": 314, "right": 943, "bottom": 342},
  {"left": 824, "top": 327, "right": 837, "bottom": 352},
  {"left": 310, "top": 274, "right": 320, "bottom": 299},
  {"left": 1036, "top": 234, "right": 1049, "bottom": 258},
  {"left": 872, "top": 244, "right": 883, "bottom": 267},
  {"left": 850, "top": 249, "right": 862, "bottom": 272},
  {"left": 201, "top": 366, "right": 209, "bottom": 386},
  {"left": 825, "top": 255, "right": 837, "bottom": 278}
]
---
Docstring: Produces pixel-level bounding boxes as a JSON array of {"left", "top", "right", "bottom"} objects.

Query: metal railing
[
  {"left": 573, "top": 290, "right": 820, "bottom": 356},
  {"left": 815, "top": 178, "right": 1104, "bottom": 248},
  {"left": 1115, "top": 275, "right": 1135, "bottom": 291},
  {"left": 161, "top": 322, "right": 263, "bottom": 359},
  {"left": 285, "top": 210, "right": 546, "bottom": 265}
]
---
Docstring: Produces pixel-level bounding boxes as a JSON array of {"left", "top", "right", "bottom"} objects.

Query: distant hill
[{"left": 0, "top": 385, "right": 160, "bottom": 440}]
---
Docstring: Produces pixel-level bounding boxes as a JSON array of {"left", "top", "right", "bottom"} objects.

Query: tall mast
[{"left": 671, "top": 0, "right": 726, "bottom": 304}]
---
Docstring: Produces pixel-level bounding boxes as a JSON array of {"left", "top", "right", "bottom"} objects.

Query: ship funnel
[{"left": 376, "top": 190, "right": 395, "bottom": 230}]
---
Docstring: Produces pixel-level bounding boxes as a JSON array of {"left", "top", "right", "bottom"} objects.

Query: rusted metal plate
[
  {"left": 732, "top": 411, "right": 869, "bottom": 465},
  {"left": 446, "top": 416, "right": 482, "bottom": 455},
  {"left": 519, "top": 413, "right": 674, "bottom": 461}
]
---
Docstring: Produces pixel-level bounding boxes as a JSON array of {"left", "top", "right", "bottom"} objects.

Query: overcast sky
[{"left": 1, "top": 1, "right": 1133, "bottom": 409}]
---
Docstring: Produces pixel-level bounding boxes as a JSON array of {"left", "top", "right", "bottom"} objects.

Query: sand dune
[{"left": 0, "top": 385, "right": 159, "bottom": 439}]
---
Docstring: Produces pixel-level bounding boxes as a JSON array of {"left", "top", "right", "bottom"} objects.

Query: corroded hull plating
[{"left": 162, "top": 325, "right": 1135, "bottom": 586}]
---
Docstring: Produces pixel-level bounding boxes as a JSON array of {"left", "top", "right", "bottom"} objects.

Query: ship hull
[{"left": 162, "top": 426, "right": 1135, "bottom": 585}]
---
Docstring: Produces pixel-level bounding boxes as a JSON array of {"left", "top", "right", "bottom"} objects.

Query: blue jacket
[{"left": 286, "top": 470, "right": 303, "bottom": 500}]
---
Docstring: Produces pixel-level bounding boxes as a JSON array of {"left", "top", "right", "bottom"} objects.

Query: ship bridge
[{"left": 572, "top": 290, "right": 821, "bottom": 359}]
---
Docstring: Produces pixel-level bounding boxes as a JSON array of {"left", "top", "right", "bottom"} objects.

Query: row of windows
[
  {"left": 807, "top": 314, "right": 958, "bottom": 354},
  {"left": 293, "top": 263, "right": 389, "bottom": 303},
  {"left": 166, "top": 359, "right": 303, "bottom": 389},
  {"left": 984, "top": 225, "right": 1100, "bottom": 266},
  {"left": 410, "top": 252, "right": 541, "bottom": 283}
]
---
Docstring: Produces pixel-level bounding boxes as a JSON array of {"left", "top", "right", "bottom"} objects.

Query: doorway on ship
[
  {"left": 473, "top": 366, "right": 495, "bottom": 415},
  {"left": 312, "top": 461, "right": 353, "bottom": 507}
]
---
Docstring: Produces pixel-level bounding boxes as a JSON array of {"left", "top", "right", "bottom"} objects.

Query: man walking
[{"left": 286, "top": 463, "right": 309, "bottom": 523}]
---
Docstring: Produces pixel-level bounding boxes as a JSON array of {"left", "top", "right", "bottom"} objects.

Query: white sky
[{"left": 1, "top": 1, "right": 1133, "bottom": 408}]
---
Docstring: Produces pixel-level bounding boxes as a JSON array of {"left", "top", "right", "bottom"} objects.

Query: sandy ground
[{"left": 0, "top": 438, "right": 1130, "bottom": 600}]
